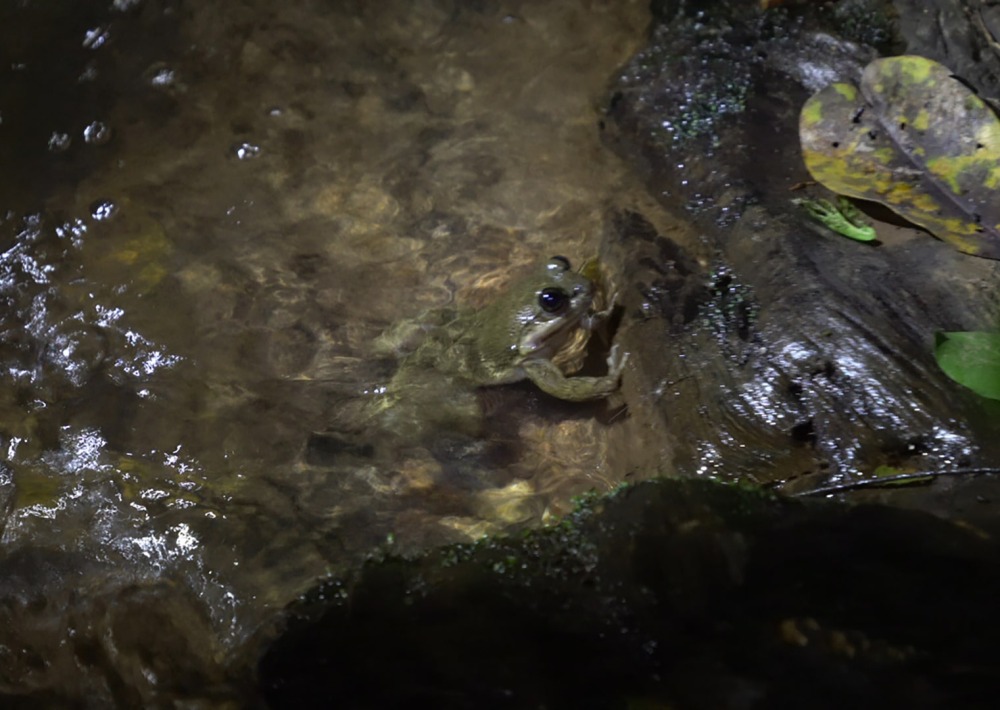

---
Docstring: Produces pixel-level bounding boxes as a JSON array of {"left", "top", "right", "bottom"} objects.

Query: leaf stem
[{"left": 788, "top": 467, "right": 1000, "bottom": 496}]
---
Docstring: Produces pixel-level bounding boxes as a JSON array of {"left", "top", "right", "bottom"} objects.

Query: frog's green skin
[{"left": 378, "top": 256, "right": 627, "bottom": 407}]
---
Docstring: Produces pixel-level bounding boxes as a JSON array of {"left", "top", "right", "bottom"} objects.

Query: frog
[
  {"left": 367, "top": 255, "right": 627, "bottom": 442},
  {"left": 380, "top": 255, "right": 627, "bottom": 400}
]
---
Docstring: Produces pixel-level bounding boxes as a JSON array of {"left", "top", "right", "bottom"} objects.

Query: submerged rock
[{"left": 258, "top": 478, "right": 1000, "bottom": 708}]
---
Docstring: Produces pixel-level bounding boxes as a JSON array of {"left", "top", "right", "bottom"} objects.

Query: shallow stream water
[{"left": 0, "top": 0, "right": 654, "bottom": 697}]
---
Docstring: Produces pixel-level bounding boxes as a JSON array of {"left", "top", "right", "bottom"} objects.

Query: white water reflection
[
  {"left": 121, "top": 522, "right": 200, "bottom": 573},
  {"left": 119, "top": 330, "right": 183, "bottom": 377},
  {"left": 48, "top": 427, "right": 108, "bottom": 474}
]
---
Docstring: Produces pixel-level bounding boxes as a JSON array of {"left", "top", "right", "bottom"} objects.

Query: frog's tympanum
[{"left": 370, "top": 256, "right": 627, "bottom": 441}]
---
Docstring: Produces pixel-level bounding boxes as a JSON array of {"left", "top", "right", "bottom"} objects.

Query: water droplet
[
  {"left": 83, "top": 121, "right": 111, "bottom": 145},
  {"left": 233, "top": 142, "right": 261, "bottom": 160},
  {"left": 90, "top": 199, "right": 118, "bottom": 221},
  {"left": 48, "top": 132, "right": 71, "bottom": 152}
]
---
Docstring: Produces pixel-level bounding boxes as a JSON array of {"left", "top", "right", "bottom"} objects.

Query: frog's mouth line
[{"left": 518, "top": 292, "right": 595, "bottom": 358}]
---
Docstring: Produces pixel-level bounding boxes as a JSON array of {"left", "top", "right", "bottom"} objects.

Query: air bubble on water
[
  {"left": 83, "top": 121, "right": 111, "bottom": 145},
  {"left": 78, "top": 63, "right": 98, "bottom": 82},
  {"left": 232, "top": 142, "right": 261, "bottom": 160},
  {"left": 91, "top": 199, "right": 118, "bottom": 221},
  {"left": 55, "top": 218, "right": 88, "bottom": 248},
  {"left": 148, "top": 65, "right": 176, "bottom": 88},
  {"left": 83, "top": 26, "right": 110, "bottom": 50},
  {"left": 48, "top": 132, "right": 71, "bottom": 152}
]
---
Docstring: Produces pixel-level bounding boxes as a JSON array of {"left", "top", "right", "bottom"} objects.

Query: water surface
[{"left": 0, "top": 0, "right": 652, "bottom": 698}]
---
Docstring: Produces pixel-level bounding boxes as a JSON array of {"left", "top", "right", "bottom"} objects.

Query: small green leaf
[
  {"left": 793, "top": 196, "right": 877, "bottom": 241},
  {"left": 934, "top": 331, "right": 1000, "bottom": 399}
]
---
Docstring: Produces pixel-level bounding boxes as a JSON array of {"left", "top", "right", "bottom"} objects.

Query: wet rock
[
  {"left": 601, "top": 0, "right": 1000, "bottom": 499},
  {"left": 0, "top": 548, "right": 247, "bottom": 707},
  {"left": 257, "top": 478, "right": 1000, "bottom": 708},
  {"left": 896, "top": 0, "right": 1000, "bottom": 99}
]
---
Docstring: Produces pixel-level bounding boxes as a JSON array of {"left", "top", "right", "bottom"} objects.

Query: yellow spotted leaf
[{"left": 800, "top": 55, "right": 1000, "bottom": 258}]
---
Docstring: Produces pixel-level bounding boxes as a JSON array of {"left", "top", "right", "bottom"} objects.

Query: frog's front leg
[{"left": 520, "top": 344, "right": 628, "bottom": 402}]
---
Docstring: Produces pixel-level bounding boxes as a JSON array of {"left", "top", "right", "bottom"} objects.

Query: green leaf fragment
[
  {"left": 871, "top": 465, "right": 934, "bottom": 486},
  {"left": 793, "top": 196, "right": 877, "bottom": 241},
  {"left": 934, "top": 331, "right": 1000, "bottom": 400},
  {"left": 872, "top": 465, "right": 905, "bottom": 477}
]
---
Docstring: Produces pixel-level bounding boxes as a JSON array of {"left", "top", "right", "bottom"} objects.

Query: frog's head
[{"left": 510, "top": 255, "right": 596, "bottom": 359}]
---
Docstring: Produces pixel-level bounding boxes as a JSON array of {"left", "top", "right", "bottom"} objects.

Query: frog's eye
[
  {"left": 547, "top": 256, "right": 571, "bottom": 273},
  {"left": 538, "top": 287, "right": 570, "bottom": 314}
]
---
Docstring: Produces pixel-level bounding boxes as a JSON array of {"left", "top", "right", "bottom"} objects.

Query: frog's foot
[{"left": 606, "top": 343, "right": 628, "bottom": 379}]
